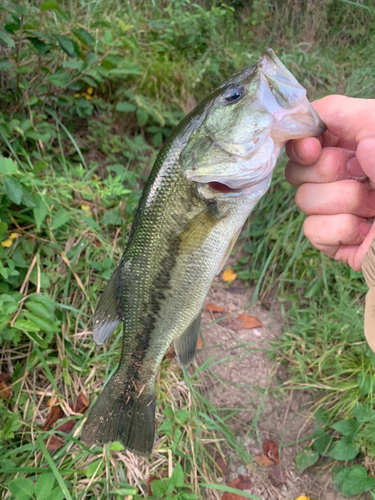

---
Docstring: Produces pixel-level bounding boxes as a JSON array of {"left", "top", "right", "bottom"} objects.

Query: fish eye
[{"left": 222, "top": 85, "right": 245, "bottom": 104}]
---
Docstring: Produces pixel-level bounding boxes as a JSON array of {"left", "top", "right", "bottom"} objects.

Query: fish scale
[{"left": 81, "top": 48, "right": 326, "bottom": 456}]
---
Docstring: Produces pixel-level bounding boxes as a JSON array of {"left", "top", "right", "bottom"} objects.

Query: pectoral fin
[
  {"left": 216, "top": 227, "right": 242, "bottom": 275},
  {"left": 93, "top": 264, "right": 123, "bottom": 344},
  {"left": 174, "top": 313, "right": 201, "bottom": 367},
  {"left": 176, "top": 201, "right": 222, "bottom": 255}
]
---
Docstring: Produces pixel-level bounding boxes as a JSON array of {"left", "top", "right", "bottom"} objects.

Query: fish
[{"left": 80, "top": 48, "right": 326, "bottom": 456}]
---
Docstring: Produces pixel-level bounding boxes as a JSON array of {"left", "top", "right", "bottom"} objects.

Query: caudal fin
[{"left": 81, "top": 373, "right": 156, "bottom": 456}]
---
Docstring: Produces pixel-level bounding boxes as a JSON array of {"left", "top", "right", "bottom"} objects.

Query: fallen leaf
[
  {"left": 42, "top": 404, "right": 64, "bottom": 431},
  {"left": 222, "top": 493, "right": 247, "bottom": 500},
  {"left": 230, "top": 319, "right": 245, "bottom": 331},
  {"left": 295, "top": 497, "right": 310, "bottom": 500},
  {"left": 215, "top": 456, "right": 229, "bottom": 476},
  {"left": 71, "top": 392, "right": 89, "bottom": 413},
  {"left": 46, "top": 435, "right": 64, "bottom": 451},
  {"left": 255, "top": 454, "right": 274, "bottom": 467},
  {"left": 237, "top": 475, "right": 252, "bottom": 490},
  {"left": 146, "top": 475, "right": 157, "bottom": 495},
  {"left": 164, "top": 346, "right": 175, "bottom": 359},
  {"left": 0, "top": 373, "right": 12, "bottom": 400},
  {"left": 222, "top": 269, "right": 237, "bottom": 282},
  {"left": 196, "top": 337, "right": 203, "bottom": 349},
  {"left": 237, "top": 314, "right": 263, "bottom": 329},
  {"left": 54, "top": 419, "right": 76, "bottom": 434},
  {"left": 205, "top": 303, "right": 225, "bottom": 313},
  {"left": 269, "top": 464, "right": 286, "bottom": 484},
  {"left": 263, "top": 439, "right": 279, "bottom": 464}
]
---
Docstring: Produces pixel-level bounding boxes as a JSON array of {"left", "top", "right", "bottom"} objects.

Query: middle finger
[{"left": 295, "top": 179, "right": 375, "bottom": 219}]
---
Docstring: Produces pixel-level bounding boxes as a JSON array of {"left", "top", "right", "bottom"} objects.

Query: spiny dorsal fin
[
  {"left": 93, "top": 264, "right": 123, "bottom": 344},
  {"left": 174, "top": 313, "right": 201, "bottom": 367},
  {"left": 363, "top": 236, "right": 375, "bottom": 354},
  {"left": 176, "top": 201, "right": 222, "bottom": 255}
]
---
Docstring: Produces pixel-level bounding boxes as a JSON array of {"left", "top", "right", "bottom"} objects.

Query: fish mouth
[{"left": 207, "top": 182, "right": 239, "bottom": 194}]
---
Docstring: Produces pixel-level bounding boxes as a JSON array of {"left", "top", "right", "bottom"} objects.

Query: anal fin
[
  {"left": 174, "top": 313, "right": 201, "bottom": 367},
  {"left": 93, "top": 264, "right": 123, "bottom": 344}
]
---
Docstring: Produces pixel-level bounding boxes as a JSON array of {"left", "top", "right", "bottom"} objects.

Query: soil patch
[{"left": 196, "top": 275, "right": 347, "bottom": 500}]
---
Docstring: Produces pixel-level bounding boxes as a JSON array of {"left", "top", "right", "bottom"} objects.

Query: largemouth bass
[{"left": 81, "top": 49, "right": 325, "bottom": 455}]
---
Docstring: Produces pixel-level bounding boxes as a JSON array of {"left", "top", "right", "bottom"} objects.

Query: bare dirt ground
[{"left": 196, "top": 274, "right": 347, "bottom": 500}]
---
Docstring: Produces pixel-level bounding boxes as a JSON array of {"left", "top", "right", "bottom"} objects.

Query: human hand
[{"left": 285, "top": 95, "right": 375, "bottom": 271}]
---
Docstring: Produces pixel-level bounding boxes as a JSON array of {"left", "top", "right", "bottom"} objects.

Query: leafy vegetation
[{"left": 0, "top": 0, "right": 375, "bottom": 498}]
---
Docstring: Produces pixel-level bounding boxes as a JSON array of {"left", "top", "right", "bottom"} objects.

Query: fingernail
[
  {"left": 347, "top": 156, "right": 365, "bottom": 177},
  {"left": 359, "top": 220, "right": 372, "bottom": 236}
]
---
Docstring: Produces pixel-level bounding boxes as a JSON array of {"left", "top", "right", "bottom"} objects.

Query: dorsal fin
[
  {"left": 174, "top": 313, "right": 201, "bottom": 367},
  {"left": 92, "top": 264, "right": 123, "bottom": 344}
]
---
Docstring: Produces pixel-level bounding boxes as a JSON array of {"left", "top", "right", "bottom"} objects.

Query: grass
[{"left": 1, "top": 0, "right": 375, "bottom": 498}]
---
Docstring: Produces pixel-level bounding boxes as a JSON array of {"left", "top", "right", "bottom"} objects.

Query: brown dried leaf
[
  {"left": 222, "top": 493, "right": 247, "bottom": 500},
  {"left": 230, "top": 319, "right": 245, "bottom": 331},
  {"left": 70, "top": 392, "right": 89, "bottom": 414},
  {"left": 205, "top": 303, "right": 225, "bottom": 313},
  {"left": 55, "top": 419, "right": 76, "bottom": 434},
  {"left": 263, "top": 439, "right": 279, "bottom": 464},
  {"left": 0, "top": 373, "right": 12, "bottom": 400},
  {"left": 46, "top": 435, "right": 64, "bottom": 452},
  {"left": 42, "top": 405, "right": 64, "bottom": 431},
  {"left": 237, "top": 475, "right": 253, "bottom": 490},
  {"left": 269, "top": 464, "right": 286, "bottom": 484},
  {"left": 164, "top": 346, "right": 175, "bottom": 359},
  {"left": 196, "top": 337, "right": 203, "bottom": 349},
  {"left": 237, "top": 314, "right": 263, "bottom": 329},
  {"left": 255, "top": 454, "right": 274, "bottom": 467},
  {"left": 215, "top": 456, "right": 229, "bottom": 476},
  {"left": 146, "top": 475, "right": 157, "bottom": 496}
]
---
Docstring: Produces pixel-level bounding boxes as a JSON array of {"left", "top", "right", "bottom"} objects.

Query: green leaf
[
  {"left": 116, "top": 101, "right": 137, "bottom": 112},
  {"left": 50, "top": 209, "right": 71, "bottom": 230},
  {"left": 46, "top": 69, "right": 70, "bottom": 88},
  {"left": 43, "top": 487, "right": 64, "bottom": 500},
  {"left": 8, "top": 477, "right": 34, "bottom": 500},
  {"left": 35, "top": 473, "right": 55, "bottom": 500},
  {"left": 295, "top": 449, "right": 319, "bottom": 472},
  {"left": 4, "top": 176, "right": 23, "bottom": 204},
  {"left": 86, "top": 459, "right": 103, "bottom": 478},
  {"left": 14, "top": 319, "right": 41, "bottom": 332},
  {"left": 41, "top": 1, "right": 59, "bottom": 11},
  {"left": 0, "top": 412, "right": 22, "bottom": 440},
  {"left": 328, "top": 437, "right": 359, "bottom": 461},
  {"left": 0, "top": 30, "right": 15, "bottom": 48},
  {"left": 0, "top": 156, "right": 17, "bottom": 174},
  {"left": 28, "top": 37, "right": 53, "bottom": 56},
  {"left": 342, "top": 465, "right": 375, "bottom": 496},
  {"left": 33, "top": 196, "right": 50, "bottom": 231},
  {"left": 109, "top": 442, "right": 125, "bottom": 451},
  {"left": 73, "top": 28, "right": 94, "bottom": 45},
  {"left": 56, "top": 35, "right": 78, "bottom": 57},
  {"left": 33, "top": 160, "right": 48, "bottom": 174},
  {"left": 312, "top": 426, "right": 332, "bottom": 456},
  {"left": 26, "top": 301, "right": 53, "bottom": 321},
  {"left": 22, "top": 187, "right": 37, "bottom": 208},
  {"left": 101, "top": 208, "right": 121, "bottom": 225},
  {"left": 136, "top": 108, "right": 148, "bottom": 127},
  {"left": 150, "top": 479, "right": 167, "bottom": 498},
  {"left": 0, "top": 222, "right": 7, "bottom": 239},
  {"left": 353, "top": 403, "right": 375, "bottom": 423},
  {"left": 331, "top": 419, "right": 360, "bottom": 438},
  {"left": 24, "top": 312, "right": 55, "bottom": 332},
  {"left": 171, "top": 462, "right": 184, "bottom": 488}
]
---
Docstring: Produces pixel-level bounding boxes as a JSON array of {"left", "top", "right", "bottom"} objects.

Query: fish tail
[{"left": 80, "top": 372, "right": 156, "bottom": 456}]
